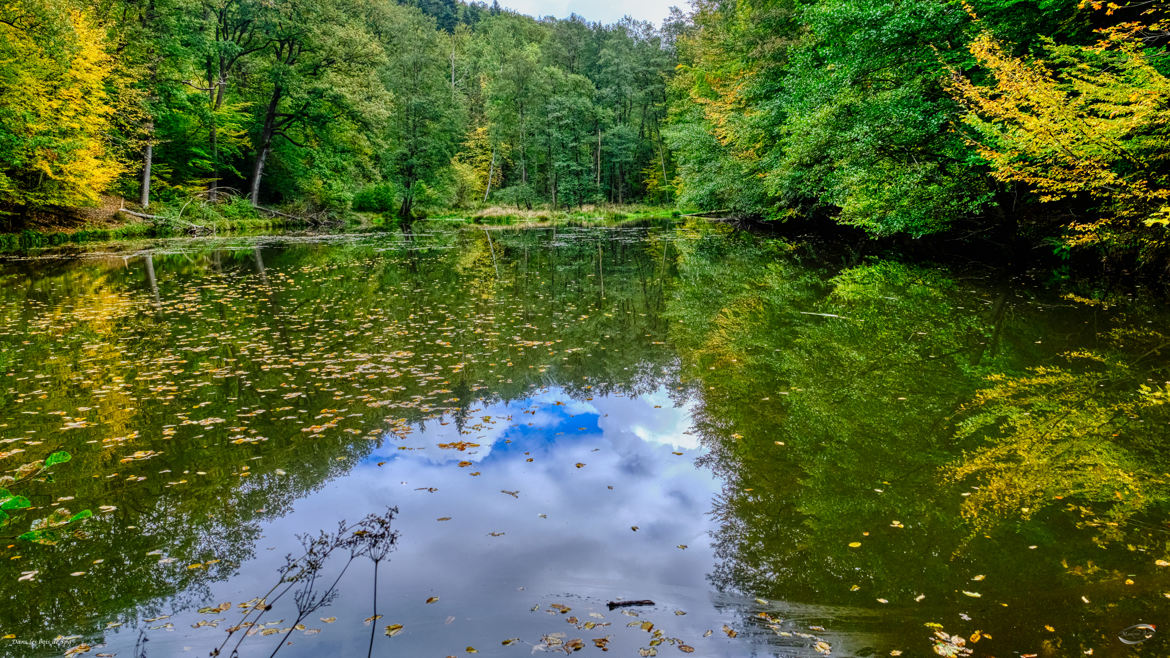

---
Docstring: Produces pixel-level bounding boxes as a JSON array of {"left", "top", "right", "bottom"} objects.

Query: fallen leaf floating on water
[
  {"left": 465, "top": 647, "right": 477, "bottom": 653},
  {"left": 962, "top": 591, "right": 982, "bottom": 598},
  {"left": 501, "top": 490, "right": 519, "bottom": 498},
  {"left": 723, "top": 625, "right": 737, "bottom": 638},
  {"left": 384, "top": 624, "right": 403, "bottom": 637},
  {"left": 320, "top": 617, "right": 336, "bottom": 624},
  {"left": 679, "top": 645, "right": 695, "bottom": 653},
  {"left": 436, "top": 517, "right": 451, "bottom": 521},
  {"left": 426, "top": 596, "right": 439, "bottom": 604},
  {"left": 365, "top": 615, "right": 383, "bottom": 624},
  {"left": 502, "top": 638, "right": 519, "bottom": 646},
  {"left": 575, "top": 463, "right": 586, "bottom": 468},
  {"left": 848, "top": 542, "right": 862, "bottom": 548}
]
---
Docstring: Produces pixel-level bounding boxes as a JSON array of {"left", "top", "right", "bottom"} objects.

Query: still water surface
[{"left": 0, "top": 222, "right": 1168, "bottom": 657}]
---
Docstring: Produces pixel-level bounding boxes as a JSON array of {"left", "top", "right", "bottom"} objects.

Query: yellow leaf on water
[
  {"left": 320, "top": 617, "right": 336, "bottom": 623},
  {"left": 384, "top": 624, "right": 403, "bottom": 637},
  {"left": 426, "top": 596, "right": 439, "bottom": 604},
  {"left": 848, "top": 542, "right": 862, "bottom": 548}
]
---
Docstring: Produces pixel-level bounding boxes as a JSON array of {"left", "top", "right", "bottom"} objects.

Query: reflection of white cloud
[{"left": 596, "top": 389, "right": 698, "bottom": 450}]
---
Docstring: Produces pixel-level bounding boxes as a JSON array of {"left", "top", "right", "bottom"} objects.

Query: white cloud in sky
[{"left": 500, "top": 0, "right": 681, "bottom": 26}]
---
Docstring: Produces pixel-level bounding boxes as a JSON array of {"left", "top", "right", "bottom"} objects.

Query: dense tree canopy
[
  {"left": 0, "top": 0, "right": 676, "bottom": 219},
  {"left": 2, "top": 0, "right": 1169, "bottom": 264},
  {"left": 667, "top": 0, "right": 1170, "bottom": 264}
]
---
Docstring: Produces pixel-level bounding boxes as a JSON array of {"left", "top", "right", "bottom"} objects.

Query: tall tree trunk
[
  {"left": 249, "top": 85, "right": 282, "bottom": 206},
  {"left": 596, "top": 126, "right": 601, "bottom": 187},
  {"left": 483, "top": 146, "right": 496, "bottom": 203},
  {"left": 399, "top": 185, "right": 414, "bottom": 221},
  {"left": 140, "top": 123, "right": 154, "bottom": 209}
]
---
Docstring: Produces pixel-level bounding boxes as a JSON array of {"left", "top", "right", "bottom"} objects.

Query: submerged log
[{"left": 606, "top": 600, "right": 655, "bottom": 610}]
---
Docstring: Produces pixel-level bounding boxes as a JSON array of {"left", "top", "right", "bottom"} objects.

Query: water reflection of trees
[
  {"left": 668, "top": 225, "right": 1170, "bottom": 652},
  {"left": 0, "top": 225, "right": 680, "bottom": 652}
]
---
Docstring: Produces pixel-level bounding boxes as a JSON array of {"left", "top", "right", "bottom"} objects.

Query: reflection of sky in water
[{"left": 101, "top": 389, "right": 833, "bottom": 657}]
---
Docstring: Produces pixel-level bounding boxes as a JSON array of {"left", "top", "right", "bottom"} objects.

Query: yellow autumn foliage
[
  {"left": 0, "top": 1, "right": 124, "bottom": 211},
  {"left": 948, "top": 22, "right": 1170, "bottom": 248}
]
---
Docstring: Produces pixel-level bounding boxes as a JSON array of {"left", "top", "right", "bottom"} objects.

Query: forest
[{"left": 1, "top": 0, "right": 1169, "bottom": 267}]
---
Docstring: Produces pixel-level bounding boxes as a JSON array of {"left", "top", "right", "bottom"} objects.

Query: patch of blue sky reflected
[{"left": 369, "top": 386, "right": 698, "bottom": 465}]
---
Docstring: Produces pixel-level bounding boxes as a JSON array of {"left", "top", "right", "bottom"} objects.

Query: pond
[{"left": 0, "top": 221, "right": 1168, "bottom": 657}]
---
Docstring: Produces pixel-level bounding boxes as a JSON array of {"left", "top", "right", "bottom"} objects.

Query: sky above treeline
[{"left": 502, "top": 0, "right": 678, "bottom": 25}]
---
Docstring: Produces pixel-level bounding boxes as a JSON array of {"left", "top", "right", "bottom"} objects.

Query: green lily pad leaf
[
  {"left": 0, "top": 495, "right": 31, "bottom": 510},
  {"left": 44, "top": 452, "right": 71, "bottom": 468}
]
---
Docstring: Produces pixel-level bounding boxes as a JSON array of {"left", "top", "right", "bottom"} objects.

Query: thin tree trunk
[
  {"left": 399, "top": 183, "right": 413, "bottom": 220},
  {"left": 140, "top": 123, "right": 154, "bottom": 209},
  {"left": 596, "top": 126, "right": 601, "bottom": 187},
  {"left": 483, "top": 146, "right": 495, "bottom": 203}
]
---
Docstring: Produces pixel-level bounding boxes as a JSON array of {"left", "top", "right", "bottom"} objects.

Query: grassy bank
[
  {"left": 0, "top": 197, "right": 375, "bottom": 253},
  {"left": 0, "top": 201, "right": 686, "bottom": 253},
  {"left": 425, "top": 204, "right": 682, "bottom": 225}
]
